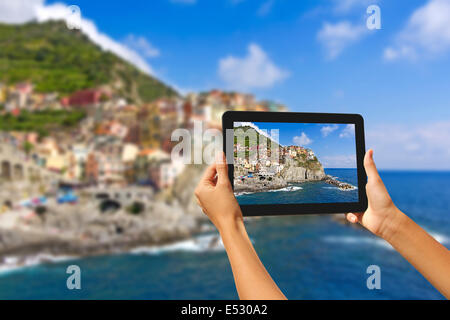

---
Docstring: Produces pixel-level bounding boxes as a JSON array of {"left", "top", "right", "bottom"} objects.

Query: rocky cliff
[{"left": 280, "top": 158, "right": 326, "bottom": 182}]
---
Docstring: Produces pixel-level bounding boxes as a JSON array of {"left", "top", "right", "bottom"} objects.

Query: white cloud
[
  {"left": 321, "top": 124, "right": 339, "bottom": 137},
  {"left": 234, "top": 122, "right": 280, "bottom": 143},
  {"left": 0, "top": 0, "right": 42, "bottom": 23},
  {"left": 123, "top": 35, "right": 160, "bottom": 58},
  {"left": 293, "top": 132, "right": 312, "bottom": 146},
  {"left": 317, "top": 21, "right": 366, "bottom": 59},
  {"left": 0, "top": 0, "right": 155, "bottom": 75},
  {"left": 320, "top": 154, "right": 356, "bottom": 168},
  {"left": 339, "top": 124, "right": 355, "bottom": 138},
  {"left": 384, "top": 0, "right": 450, "bottom": 61},
  {"left": 366, "top": 121, "right": 450, "bottom": 169},
  {"left": 218, "top": 43, "right": 289, "bottom": 90}
]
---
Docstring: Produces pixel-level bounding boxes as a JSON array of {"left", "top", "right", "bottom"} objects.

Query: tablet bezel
[{"left": 222, "top": 111, "right": 368, "bottom": 216}]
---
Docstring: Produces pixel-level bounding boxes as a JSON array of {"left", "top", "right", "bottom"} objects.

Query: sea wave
[
  {"left": 235, "top": 186, "right": 303, "bottom": 196},
  {"left": 0, "top": 253, "right": 77, "bottom": 276},
  {"left": 267, "top": 186, "right": 303, "bottom": 192},
  {"left": 130, "top": 234, "right": 225, "bottom": 255},
  {"left": 235, "top": 191, "right": 255, "bottom": 196},
  {"left": 323, "top": 231, "right": 449, "bottom": 250},
  {"left": 0, "top": 235, "right": 226, "bottom": 275},
  {"left": 322, "top": 235, "right": 394, "bottom": 250},
  {"left": 322, "top": 186, "right": 358, "bottom": 191}
]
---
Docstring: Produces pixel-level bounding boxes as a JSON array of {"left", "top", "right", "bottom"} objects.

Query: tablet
[{"left": 222, "top": 111, "right": 367, "bottom": 216}]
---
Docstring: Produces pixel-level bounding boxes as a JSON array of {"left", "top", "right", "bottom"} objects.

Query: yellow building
[
  {"left": 138, "top": 103, "right": 161, "bottom": 149},
  {"left": 115, "top": 105, "right": 138, "bottom": 127},
  {"left": 0, "top": 87, "right": 5, "bottom": 104},
  {"left": 46, "top": 153, "right": 68, "bottom": 173}
]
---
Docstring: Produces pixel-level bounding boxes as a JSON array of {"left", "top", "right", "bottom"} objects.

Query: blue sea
[
  {"left": 236, "top": 168, "right": 359, "bottom": 205},
  {"left": 0, "top": 171, "right": 449, "bottom": 299}
]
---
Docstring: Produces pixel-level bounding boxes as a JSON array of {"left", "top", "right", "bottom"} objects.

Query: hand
[
  {"left": 194, "top": 152, "right": 243, "bottom": 232},
  {"left": 346, "top": 149, "right": 405, "bottom": 241}
]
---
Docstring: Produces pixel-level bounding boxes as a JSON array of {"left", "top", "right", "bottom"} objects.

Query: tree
[{"left": 23, "top": 141, "right": 34, "bottom": 156}]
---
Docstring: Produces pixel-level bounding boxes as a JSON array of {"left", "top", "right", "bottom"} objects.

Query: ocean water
[
  {"left": 0, "top": 171, "right": 449, "bottom": 300},
  {"left": 236, "top": 168, "right": 359, "bottom": 205}
]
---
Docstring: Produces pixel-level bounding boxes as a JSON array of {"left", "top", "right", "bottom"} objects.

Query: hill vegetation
[
  {"left": 234, "top": 125, "right": 281, "bottom": 157},
  {"left": 0, "top": 109, "right": 86, "bottom": 137},
  {"left": 0, "top": 21, "right": 178, "bottom": 103}
]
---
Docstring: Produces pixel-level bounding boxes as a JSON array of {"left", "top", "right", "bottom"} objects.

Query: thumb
[
  {"left": 215, "top": 151, "right": 229, "bottom": 185},
  {"left": 364, "top": 149, "right": 381, "bottom": 182},
  {"left": 346, "top": 212, "right": 364, "bottom": 224}
]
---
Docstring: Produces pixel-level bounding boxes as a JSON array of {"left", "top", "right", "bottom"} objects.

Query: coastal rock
[
  {"left": 280, "top": 163, "right": 325, "bottom": 182},
  {"left": 234, "top": 176, "right": 287, "bottom": 193},
  {"left": 0, "top": 191, "right": 201, "bottom": 258},
  {"left": 169, "top": 164, "right": 206, "bottom": 218}
]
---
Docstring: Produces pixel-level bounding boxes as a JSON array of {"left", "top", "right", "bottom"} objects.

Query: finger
[
  {"left": 364, "top": 149, "right": 381, "bottom": 182},
  {"left": 346, "top": 212, "right": 363, "bottom": 224},
  {"left": 201, "top": 163, "right": 217, "bottom": 186},
  {"left": 215, "top": 151, "right": 229, "bottom": 185}
]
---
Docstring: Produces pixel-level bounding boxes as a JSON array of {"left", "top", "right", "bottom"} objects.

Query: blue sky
[
  {"left": 1, "top": 0, "right": 450, "bottom": 169},
  {"left": 238, "top": 122, "right": 357, "bottom": 168}
]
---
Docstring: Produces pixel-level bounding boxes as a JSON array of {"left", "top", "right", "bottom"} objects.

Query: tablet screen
[{"left": 233, "top": 121, "right": 359, "bottom": 205}]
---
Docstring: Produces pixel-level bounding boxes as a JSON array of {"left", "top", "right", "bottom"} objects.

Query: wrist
[
  {"left": 379, "top": 207, "right": 407, "bottom": 243},
  {"left": 217, "top": 211, "right": 244, "bottom": 234}
]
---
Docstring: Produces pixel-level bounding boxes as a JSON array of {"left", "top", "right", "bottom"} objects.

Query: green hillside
[
  {"left": 234, "top": 125, "right": 323, "bottom": 170},
  {"left": 0, "top": 21, "right": 178, "bottom": 102},
  {"left": 234, "top": 125, "right": 281, "bottom": 158}
]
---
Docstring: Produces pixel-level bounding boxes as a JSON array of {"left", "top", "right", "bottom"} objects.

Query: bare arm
[
  {"left": 195, "top": 153, "right": 286, "bottom": 300},
  {"left": 220, "top": 218, "right": 286, "bottom": 300},
  {"left": 347, "top": 150, "right": 450, "bottom": 299},
  {"left": 388, "top": 211, "right": 450, "bottom": 298}
]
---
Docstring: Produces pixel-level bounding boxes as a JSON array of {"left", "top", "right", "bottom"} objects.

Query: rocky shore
[
  {"left": 0, "top": 201, "right": 201, "bottom": 258},
  {"left": 0, "top": 167, "right": 207, "bottom": 263},
  {"left": 234, "top": 171, "right": 356, "bottom": 195},
  {"left": 234, "top": 176, "right": 288, "bottom": 193},
  {"left": 234, "top": 159, "right": 327, "bottom": 194},
  {"left": 324, "top": 175, "right": 357, "bottom": 191}
]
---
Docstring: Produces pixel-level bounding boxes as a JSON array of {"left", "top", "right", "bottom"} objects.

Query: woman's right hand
[{"left": 346, "top": 149, "right": 406, "bottom": 241}]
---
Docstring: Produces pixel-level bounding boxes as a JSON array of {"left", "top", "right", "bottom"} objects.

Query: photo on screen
[{"left": 233, "top": 122, "right": 358, "bottom": 205}]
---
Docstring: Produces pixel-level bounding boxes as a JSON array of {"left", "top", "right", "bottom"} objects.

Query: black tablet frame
[{"left": 222, "top": 111, "right": 368, "bottom": 216}]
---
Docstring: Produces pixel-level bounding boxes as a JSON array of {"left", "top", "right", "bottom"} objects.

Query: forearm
[
  {"left": 386, "top": 209, "right": 450, "bottom": 299},
  {"left": 219, "top": 218, "right": 286, "bottom": 300}
]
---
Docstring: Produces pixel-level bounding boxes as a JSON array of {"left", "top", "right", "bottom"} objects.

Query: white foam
[
  {"left": 0, "top": 253, "right": 77, "bottom": 276},
  {"left": 322, "top": 186, "right": 357, "bottom": 191},
  {"left": 267, "top": 186, "right": 303, "bottom": 192},
  {"left": 323, "top": 235, "right": 394, "bottom": 250},
  {"left": 323, "top": 230, "right": 449, "bottom": 250},
  {"left": 130, "top": 234, "right": 225, "bottom": 255},
  {"left": 235, "top": 191, "right": 256, "bottom": 196}
]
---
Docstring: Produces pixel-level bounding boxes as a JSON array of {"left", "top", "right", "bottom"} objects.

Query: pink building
[{"left": 65, "top": 88, "right": 110, "bottom": 107}]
